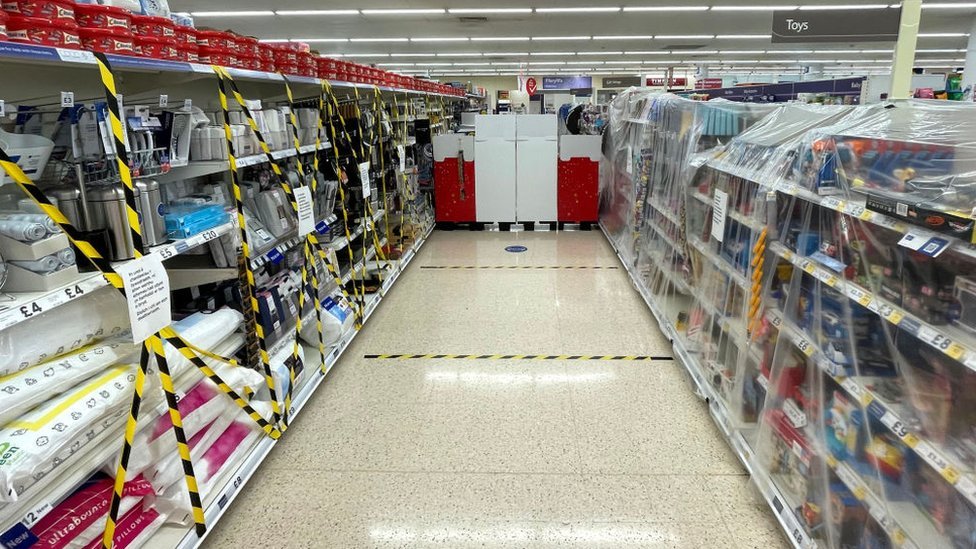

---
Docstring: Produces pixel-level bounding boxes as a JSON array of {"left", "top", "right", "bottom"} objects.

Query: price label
[
  {"left": 956, "top": 476, "right": 976, "bottom": 507},
  {"left": 880, "top": 410, "right": 910, "bottom": 438},
  {"left": 836, "top": 463, "right": 861, "bottom": 493},
  {"left": 914, "top": 441, "right": 952, "bottom": 476},
  {"left": 800, "top": 260, "right": 815, "bottom": 274},
  {"left": 841, "top": 378, "right": 870, "bottom": 405},
  {"left": 945, "top": 343, "right": 965, "bottom": 361},
  {"left": 878, "top": 304, "right": 904, "bottom": 325},
  {"left": 795, "top": 337, "right": 814, "bottom": 357},
  {"left": 56, "top": 48, "right": 97, "bottom": 64},
  {"left": 848, "top": 286, "right": 873, "bottom": 307},
  {"left": 770, "top": 313, "right": 783, "bottom": 328},
  {"left": 845, "top": 203, "right": 866, "bottom": 218},
  {"left": 61, "top": 91, "right": 75, "bottom": 108},
  {"left": 821, "top": 197, "right": 844, "bottom": 211},
  {"left": 814, "top": 268, "right": 837, "bottom": 286},
  {"left": 359, "top": 162, "right": 372, "bottom": 198},
  {"left": 757, "top": 374, "right": 769, "bottom": 391},
  {"left": 159, "top": 94, "right": 169, "bottom": 108},
  {"left": 783, "top": 399, "right": 807, "bottom": 428},
  {"left": 892, "top": 530, "right": 907, "bottom": 546}
]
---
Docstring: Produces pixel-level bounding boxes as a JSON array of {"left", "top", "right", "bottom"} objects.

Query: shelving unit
[
  {"left": 601, "top": 92, "right": 976, "bottom": 549},
  {"left": 0, "top": 31, "right": 457, "bottom": 547}
]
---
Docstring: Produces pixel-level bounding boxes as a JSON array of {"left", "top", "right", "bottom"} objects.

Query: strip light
[
  {"left": 390, "top": 53, "right": 437, "bottom": 57},
  {"left": 799, "top": 4, "right": 890, "bottom": 9},
  {"left": 711, "top": 5, "right": 799, "bottom": 10},
  {"left": 471, "top": 37, "right": 531, "bottom": 41},
  {"left": 594, "top": 35, "right": 653, "bottom": 40},
  {"left": 656, "top": 35, "right": 715, "bottom": 39},
  {"left": 532, "top": 36, "right": 592, "bottom": 40},
  {"left": 715, "top": 34, "right": 771, "bottom": 39},
  {"left": 410, "top": 37, "right": 470, "bottom": 42},
  {"left": 275, "top": 10, "right": 359, "bottom": 15},
  {"left": 190, "top": 10, "right": 273, "bottom": 16},
  {"left": 535, "top": 7, "right": 621, "bottom": 12},
  {"left": 578, "top": 51, "right": 624, "bottom": 55},
  {"left": 447, "top": 8, "right": 532, "bottom": 13},
  {"left": 361, "top": 9, "right": 446, "bottom": 15},
  {"left": 623, "top": 6, "right": 709, "bottom": 11},
  {"left": 530, "top": 52, "right": 576, "bottom": 56},
  {"left": 349, "top": 38, "right": 409, "bottom": 42}
]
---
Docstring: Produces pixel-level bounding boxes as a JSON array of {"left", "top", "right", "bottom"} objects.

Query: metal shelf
[{"left": 152, "top": 224, "right": 434, "bottom": 549}]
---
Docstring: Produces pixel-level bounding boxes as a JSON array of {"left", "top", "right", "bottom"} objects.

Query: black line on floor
[
  {"left": 419, "top": 265, "right": 620, "bottom": 270},
  {"left": 363, "top": 354, "right": 674, "bottom": 361}
]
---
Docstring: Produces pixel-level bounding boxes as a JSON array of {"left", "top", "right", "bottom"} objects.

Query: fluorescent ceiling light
[
  {"left": 436, "top": 53, "right": 484, "bottom": 57},
  {"left": 259, "top": 39, "right": 290, "bottom": 43},
  {"left": 719, "top": 50, "right": 766, "bottom": 54},
  {"left": 684, "top": 50, "right": 719, "bottom": 54},
  {"left": 390, "top": 53, "right": 437, "bottom": 57},
  {"left": 858, "top": 49, "right": 894, "bottom": 53},
  {"left": 416, "top": 62, "right": 453, "bottom": 66},
  {"left": 715, "top": 34, "right": 771, "bottom": 39},
  {"left": 922, "top": 2, "right": 976, "bottom": 7},
  {"left": 411, "top": 37, "right": 470, "bottom": 42},
  {"left": 447, "top": 8, "right": 532, "bottom": 13},
  {"left": 361, "top": 9, "right": 446, "bottom": 15},
  {"left": 491, "top": 62, "right": 525, "bottom": 65},
  {"left": 190, "top": 10, "right": 272, "bottom": 16},
  {"left": 535, "top": 7, "right": 621, "bottom": 12},
  {"left": 798, "top": 4, "right": 888, "bottom": 9},
  {"left": 594, "top": 35, "right": 653, "bottom": 40},
  {"left": 532, "top": 36, "right": 592, "bottom": 40},
  {"left": 344, "top": 54, "right": 391, "bottom": 58},
  {"left": 294, "top": 38, "right": 349, "bottom": 43},
  {"left": 624, "top": 51, "right": 672, "bottom": 54},
  {"left": 765, "top": 49, "right": 813, "bottom": 54},
  {"left": 655, "top": 35, "right": 715, "bottom": 39},
  {"left": 918, "top": 32, "right": 971, "bottom": 37},
  {"left": 711, "top": 5, "right": 798, "bottom": 10},
  {"left": 378, "top": 63, "right": 414, "bottom": 67},
  {"left": 275, "top": 10, "right": 358, "bottom": 15},
  {"left": 471, "top": 37, "right": 530, "bottom": 41},
  {"left": 623, "top": 6, "right": 709, "bottom": 11},
  {"left": 578, "top": 51, "right": 623, "bottom": 55},
  {"left": 530, "top": 52, "right": 575, "bottom": 56},
  {"left": 605, "top": 60, "right": 644, "bottom": 64},
  {"left": 321, "top": 53, "right": 344, "bottom": 57},
  {"left": 568, "top": 60, "right": 605, "bottom": 64},
  {"left": 458, "top": 62, "right": 492, "bottom": 66},
  {"left": 349, "top": 38, "right": 409, "bottom": 42},
  {"left": 529, "top": 61, "right": 567, "bottom": 65}
]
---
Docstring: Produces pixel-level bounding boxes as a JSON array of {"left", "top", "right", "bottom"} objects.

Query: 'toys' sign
[{"left": 505, "top": 246, "right": 527, "bottom": 253}]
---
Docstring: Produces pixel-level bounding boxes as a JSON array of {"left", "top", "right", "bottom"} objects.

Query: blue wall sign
[{"left": 505, "top": 246, "right": 527, "bottom": 253}]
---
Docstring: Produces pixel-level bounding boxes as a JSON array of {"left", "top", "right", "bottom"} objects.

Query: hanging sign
[
  {"left": 772, "top": 8, "right": 902, "bottom": 43},
  {"left": 696, "top": 78, "right": 724, "bottom": 90},
  {"left": 525, "top": 77, "right": 538, "bottom": 95}
]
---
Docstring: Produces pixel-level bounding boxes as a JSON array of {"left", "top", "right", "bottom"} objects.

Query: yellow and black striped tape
[
  {"left": 101, "top": 342, "right": 150, "bottom": 549},
  {"left": 364, "top": 354, "right": 673, "bottom": 361},
  {"left": 215, "top": 68, "right": 284, "bottom": 428},
  {"left": 420, "top": 265, "right": 620, "bottom": 270}
]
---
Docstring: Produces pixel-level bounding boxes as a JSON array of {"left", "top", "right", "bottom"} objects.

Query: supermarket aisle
[{"left": 206, "top": 231, "right": 787, "bottom": 548}]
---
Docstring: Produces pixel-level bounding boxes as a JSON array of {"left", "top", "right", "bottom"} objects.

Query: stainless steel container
[
  {"left": 134, "top": 180, "right": 167, "bottom": 248},
  {"left": 86, "top": 185, "right": 135, "bottom": 260},
  {"left": 47, "top": 186, "right": 86, "bottom": 231}
]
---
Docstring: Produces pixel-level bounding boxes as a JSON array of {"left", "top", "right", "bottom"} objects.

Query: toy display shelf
[
  {"left": 0, "top": 218, "right": 237, "bottom": 332},
  {"left": 0, "top": 42, "right": 463, "bottom": 98},
  {"left": 149, "top": 222, "right": 433, "bottom": 549},
  {"left": 601, "top": 221, "right": 817, "bottom": 549}
]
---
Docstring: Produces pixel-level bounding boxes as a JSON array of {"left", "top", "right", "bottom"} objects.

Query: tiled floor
[{"left": 206, "top": 231, "right": 788, "bottom": 548}]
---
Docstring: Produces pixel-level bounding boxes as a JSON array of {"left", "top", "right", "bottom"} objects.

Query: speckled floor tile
[{"left": 206, "top": 231, "right": 787, "bottom": 548}]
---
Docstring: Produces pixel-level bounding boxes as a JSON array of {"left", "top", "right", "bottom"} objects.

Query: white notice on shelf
[
  {"left": 711, "top": 189, "right": 729, "bottom": 243},
  {"left": 294, "top": 186, "right": 315, "bottom": 236},
  {"left": 898, "top": 229, "right": 950, "bottom": 257},
  {"left": 159, "top": 94, "right": 169, "bottom": 108},
  {"left": 359, "top": 162, "right": 372, "bottom": 198},
  {"left": 625, "top": 146, "right": 633, "bottom": 174},
  {"left": 397, "top": 145, "right": 406, "bottom": 172},
  {"left": 116, "top": 254, "right": 172, "bottom": 343}
]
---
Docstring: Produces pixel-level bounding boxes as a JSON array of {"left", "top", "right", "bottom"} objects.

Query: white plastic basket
[{"left": 0, "top": 130, "right": 55, "bottom": 186}]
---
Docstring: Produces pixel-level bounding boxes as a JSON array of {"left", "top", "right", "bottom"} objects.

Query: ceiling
[{"left": 168, "top": 1, "right": 976, "bottom": 78}]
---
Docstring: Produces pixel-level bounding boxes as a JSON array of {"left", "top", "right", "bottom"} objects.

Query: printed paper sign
[
  {"left": 397, "top": 145, "right": 406, "bottom": 172},
  {"left": 294, "top": 186, "right": 315, "bottom": 236},
  {"left": 711, "top": 189, "right": 729, "bottom": 243},
  {"left": 625, "top": 146, "right": 633, "bottom": 174},
  {"left": 116, "top": 254, "right": 172, "bottom": 343},
  {"left": 61, "top": 92, "right": 75, "bottom": 108},
  {"left": 359, "top": 162, "right": 372, "bottom": 198}
]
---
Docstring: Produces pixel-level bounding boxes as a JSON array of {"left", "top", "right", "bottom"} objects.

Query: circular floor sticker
[{"left": 505, "top": 245, "right": 528, "bottom": 253}]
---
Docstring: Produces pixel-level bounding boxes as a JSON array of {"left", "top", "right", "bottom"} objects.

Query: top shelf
[{"left": 0, "top": 42, "right": 464, "bottom": 99}]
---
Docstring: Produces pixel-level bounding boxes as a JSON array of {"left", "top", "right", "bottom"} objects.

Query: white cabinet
[
  {"left": 515, "top": 115, "right": 558, "bottom": 223},
  {"left": 474, "top": 115, "right": 517, "bottom": 222}
]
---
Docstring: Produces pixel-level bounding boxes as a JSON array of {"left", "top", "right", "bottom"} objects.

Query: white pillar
[
  {"left": 891, "top": 0, "right": 923, "bottom": 99},
  {"left": 962, "top": 17, "right": 976, "bottom": 99}
]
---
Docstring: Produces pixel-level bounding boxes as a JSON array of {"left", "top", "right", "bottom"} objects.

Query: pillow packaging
[
  {"left": 159, "top": 414, "right": 266, "bottom": 526},
  {"left": 0, "top": 288, "right": 130, "bottom": 378},
  {"left": 298, "top": 294, "right": 355, "bottom": 348},
  {"left": 160, "top": 308, "right": 243, "bottom": 380},
  {"left": 0, "top": 339, "right": 140, "bottom": 428},
  {"left": 145, "top": 413, "right": 234, "bottom": 494},
  {"left": 266, "top": 342, "right": 304, "bottom": 414},
  {"left": 0, "top": 365, "right": 139, "bottom": 503},
  {"left": 27, "top": 473, "right": 156, "bottom": 549},
  {"left": 78, "top": 502, "right": 165, "bottom": 549}
]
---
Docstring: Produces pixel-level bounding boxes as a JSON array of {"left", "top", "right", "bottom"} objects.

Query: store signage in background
[
  {"left": 542, "top": 76, "right": 592, "bottom": 90},
  {"left": 646, "top": 77, "right": 688, "bottom": 87},
  {"left": 771, "top": 7, "right": 901, "bottom": 43},
  {"left": 696, "top": 78, "right": 723, "bottom": 90},
  {"left": 525, "top": 77, "right": 538, "bottom": 95},
  {"left": 603, "top": 76, "right": 642, "bottom": 88}
]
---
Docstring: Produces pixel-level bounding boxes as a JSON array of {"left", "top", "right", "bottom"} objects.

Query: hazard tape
[
  {"left": 420, "top": 265, "right": 620, "bottom": 270},
  {"left": 364, "top": 354, "right": 674, "bottom": 361}
]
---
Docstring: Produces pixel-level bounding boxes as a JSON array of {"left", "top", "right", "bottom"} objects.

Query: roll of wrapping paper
[
  {"left": 9, "top": 254, "right": 62, "bottom": 274},
  {"left": 0, "top": 213, "right": 61, "bottom": 235},
  {"left": 57, "top": 248, "right": 76, "bottom": 267},
  {"left": 0, "top": 219, "right": 47, "bottom": 242}
]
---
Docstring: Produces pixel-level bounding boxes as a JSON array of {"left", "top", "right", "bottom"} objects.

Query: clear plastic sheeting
[{"left": 601, "top": 96, "right": 976, "bottom": 549}]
